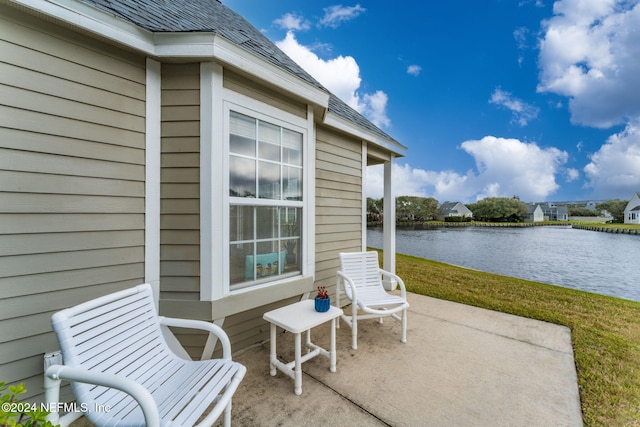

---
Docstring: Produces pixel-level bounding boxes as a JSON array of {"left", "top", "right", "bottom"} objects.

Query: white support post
[
  {"left": 200, "top": 61, "right": 225, "bottom": 301},
  {"left": 383, "top": 157, "right": 397, "bottom": 290},
  {"left": 361, "top": 142, "right": 368, "bottom": 251},
  {"left": 145, "top": 58, "right": 161, "bottom": 304}
]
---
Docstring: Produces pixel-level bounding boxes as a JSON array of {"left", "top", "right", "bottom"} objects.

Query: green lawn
[{"left": 390, "top": 251, "right": 640, "bottom": 426}]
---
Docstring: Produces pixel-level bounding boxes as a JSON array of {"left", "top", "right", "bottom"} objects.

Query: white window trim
[{"left": 201, "top": 66, "right": 314, "bottom": 301}]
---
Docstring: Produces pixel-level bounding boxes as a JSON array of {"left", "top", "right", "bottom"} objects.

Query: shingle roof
[
  {"left": 79, "top": 0, "right": 402, "bottom": 149},
  {"left": 438, "top": 202, "right": 460, "bottom": 213}
]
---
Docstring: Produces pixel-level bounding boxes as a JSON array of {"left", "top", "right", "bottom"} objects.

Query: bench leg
[{"left": 223, "top": 402, "right": 231, "bottom": 427}]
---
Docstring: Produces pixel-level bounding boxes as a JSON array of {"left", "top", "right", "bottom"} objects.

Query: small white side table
[{"left": 263, "top": 299, "right": 343, "bottom": 395}]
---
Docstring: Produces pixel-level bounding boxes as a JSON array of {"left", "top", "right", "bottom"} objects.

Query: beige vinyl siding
[
  {"left": 315, "top": 126, "right": 363, "bottom": 292},
  {"left": 170, "top": 296, "right": 299, "bottom": 360},
  {"left": 0, "top": 8, "right": 146, "bottom": 396},
  {"left": 224, "top": 69, "right": 307, "bottom": 119},
  {"left": 160, "top": 63, "right": 201, "bottom": 301}
]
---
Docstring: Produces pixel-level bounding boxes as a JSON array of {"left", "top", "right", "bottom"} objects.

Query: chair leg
[
  {"left": 351, "top": 305, "right": 358, "bottom": 350},
  {"left": 401, "top": 308, "right": 407, "bottom": 343}
]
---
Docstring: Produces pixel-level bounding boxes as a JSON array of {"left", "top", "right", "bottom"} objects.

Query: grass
[{"left": 390, "top": 251, "right": 640, "bottom": 426}]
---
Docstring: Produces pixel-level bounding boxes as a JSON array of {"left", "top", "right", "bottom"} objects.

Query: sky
[{"left": 224, "top": 0, "right": 640, "bottom": 204}]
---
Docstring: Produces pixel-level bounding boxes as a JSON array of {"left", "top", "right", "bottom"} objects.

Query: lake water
[{"left": 367, "top": 226, "right": 640, "bottom": 302}]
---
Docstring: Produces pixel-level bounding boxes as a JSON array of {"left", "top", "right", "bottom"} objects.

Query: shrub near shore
[{"left": 387, "top": 251, "right": 640, "bottom": 426}]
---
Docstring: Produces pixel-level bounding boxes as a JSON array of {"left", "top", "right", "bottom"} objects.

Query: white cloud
[
  {"left": 407, "top": 65, "right": 422, "bottom": 76},
  {"left": 565, "top": 168, "right": 580, "bottom": 182},
  {"left": 362, "top": 91, "right": 391, "bottom": 128},
  {"left": 319, "top": 4, "right": 366, "bottom": 28},
  {"left": 366, "top": 136, "right": 569, "bottom": 202},
  {"left": 513, "top": 26, "right": 529, "bottom": 65},
  {"left": 274, "top": 13, "right": 311, "bottom": 31},
  {"left": 276, "top": 31, "right": 390, "bottom": 128},
  {"left": 583, "top": 123, "right": 640, "bottom": 198},
  {"left": 538, "top": 0, "right": 640, "bottom": 128},
  {"left": 489, "top": 88, "right": 540, "bottom": 126}
]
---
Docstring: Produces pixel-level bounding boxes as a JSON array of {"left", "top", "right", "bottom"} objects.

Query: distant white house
[
  {"left": 541, "top": 203, "right": 569, "bottom": 221},
  {"left": 624, "top": 192, "right": 640, "bottom": 224},
  {"left": 437, "top": 202, "right": 473, "bottom": 221},
  {"left": 525, "top": 204, "right": 544, "bottom": 222}
]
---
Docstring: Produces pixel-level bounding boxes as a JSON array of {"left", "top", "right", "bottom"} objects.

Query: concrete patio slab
[{"left": 224, "top": 293, "right": 582, "bottom": 426}]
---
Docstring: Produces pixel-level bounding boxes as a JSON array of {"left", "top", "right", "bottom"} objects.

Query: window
[{"left": 228, "top": 111, "right": 304, "bottom": 289}]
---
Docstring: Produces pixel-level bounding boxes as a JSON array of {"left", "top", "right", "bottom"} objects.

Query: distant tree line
[
  {"left": 367, "top": 196, "right": 439, "bottom": 222},
  {"left": 367, "top": 196, "right": 629, "bottom": 223},
  {"left": 466, "top": 197, "right": 528, "bottom": 222}
]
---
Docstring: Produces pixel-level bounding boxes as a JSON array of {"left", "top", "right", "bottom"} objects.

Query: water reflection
[{"left": 367, "top": 226, "right": 639, "bottom": 302}]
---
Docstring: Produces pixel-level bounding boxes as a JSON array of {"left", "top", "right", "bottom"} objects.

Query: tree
[
  {"left": 597, "top": 199, "right": 628, "bottom": 223},
  {"left": 467, "top": 197, "right": 529, "bottom": 222},
  {"left": 366, "top": 197, "right": 383, "bottom": 222},
  {"left": 568, "top": 205, "right": 598, "bottom": 217},
  {"left": 396, "top": 196, "right": 439, "bottom": 221}
]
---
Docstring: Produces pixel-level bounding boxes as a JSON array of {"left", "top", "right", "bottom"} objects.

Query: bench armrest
[
  {"left": 44, "top": 365, "right": 160, "bottom": 427},
  {"left": 159, "top": 316, "right": 233, "bottom": 360}
]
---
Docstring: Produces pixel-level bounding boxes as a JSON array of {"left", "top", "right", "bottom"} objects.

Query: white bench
[{"left": 44, "top": 283, "right": 246, "bottom": 427}]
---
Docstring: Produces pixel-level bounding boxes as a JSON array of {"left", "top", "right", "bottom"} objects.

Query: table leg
[
  {"left": 294, "top": 332, "right": 302, "bottom": 395},
  {"left": 330, "top": 318, "right": 337, "bottom": 373},
  {"left": 269, "top": 323, "right": 276, "bottom": 376}
]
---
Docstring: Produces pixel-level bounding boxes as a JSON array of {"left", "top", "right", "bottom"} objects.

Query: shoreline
[{"left": 368, "top": 221, "right": 640, "bottom": 235}]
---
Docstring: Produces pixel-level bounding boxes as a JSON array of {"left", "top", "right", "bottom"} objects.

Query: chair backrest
[
  {"left": 51, "top": 284, "right": 171, "bottom": 413},
  {"left": 339, "top": 252, "right": 382, "bottom": 296}
]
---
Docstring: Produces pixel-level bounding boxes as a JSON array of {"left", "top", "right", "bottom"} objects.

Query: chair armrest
[
  {"left": 336, "top": 270, "right": 358, "bottom": 301},
  {"left": 44, "top": 365, "right": 160, "bottom": 427},
  {"left": 159, "top": 316, "right": 233, "bottom": 361},
  {"left": 379, "top": 268, "right": 408, "bottom": 297}
]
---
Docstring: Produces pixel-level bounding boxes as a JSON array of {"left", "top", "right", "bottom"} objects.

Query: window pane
[
  {"left": 230, "top": 112, "right": 256, "bottom": 139},
  {"left": 258, "top": 161, "right": 281, "bottom": 199},
  {"left": 282, "top": 129, "right": 302, "bottom": 166},
  {"left": 256, "top": 241, "right": 283, "bottom": 277},
  {"left": 282, "top": 239, "right": 301, "bottom": 273},
  {"left": 256, "top": 207, "right": 278, "bottom": 240},
  {"left": 230, "top": 134, "right": 255, "bottom": 157},
  {"left": 230, "top": 112, "right": 256, "bottom": 156},
  {"left": 227, "top": 110, "right": 304, "bottom": 289},
  {"left": 283, "top": 166, "right": 302, "bottom": 201},
  {"left": 259, "top": 121, "right": 280, "bottom": 162},
  {"left": 281, "top": 207, "right": 300, "bottom": 237},
  {"left": 230, "top": 242, "right": 254, "bottom": 285},
  {"left": 230, "top": 156, "right": 256, "bottom": 197},
  {"left": 230, "top": 205, "right": 254, "bottom": 242}
]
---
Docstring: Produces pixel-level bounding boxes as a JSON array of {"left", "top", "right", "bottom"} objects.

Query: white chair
[
  {"left": 336, "top": 251, "right": 409, "bottom": 349},
  {"left": 44, "top": 283, "right": 246, "bottom": 427}
]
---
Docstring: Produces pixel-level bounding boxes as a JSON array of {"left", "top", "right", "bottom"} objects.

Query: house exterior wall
[
  {"left": 160, "top": 63, "right": 201, "bottom": 301},
  {"left": 624, "top": 193, "right": 640, "bottom": 224},
  {"left": 0, "top": 6, "right": 146, "bottom": 395},
  {"left": 526, "top": 205, "right": 544, "bottom": 222},
  {"left": 314, "top": 126, "right": 363, "bottom": 292}
]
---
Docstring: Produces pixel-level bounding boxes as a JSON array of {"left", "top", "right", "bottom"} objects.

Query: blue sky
[{"left": 224, "top": 0, "right": 640, "bottom": 203}]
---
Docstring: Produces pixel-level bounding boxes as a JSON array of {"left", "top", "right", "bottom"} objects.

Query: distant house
[
  {"left": 624, "top": 192, "right": 640, "bottom": 224},
  {"left": 585, "top": 201, "right": 598, "bottom": 211},
  {"left": 541, "top": 203, "right": 569, "bottom": 221},
  {"left": 0, "top": 0, "right": 406, "bottom": 400},
  {"left": 437, "top": 202, "right": 473, "bottom": 221},
  {"left": 525, "top": 204, "right": 544, "bottom": 223}
]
